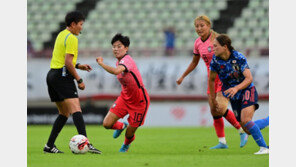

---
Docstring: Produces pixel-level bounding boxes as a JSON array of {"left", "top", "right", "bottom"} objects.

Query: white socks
[
  {"left": 238, "top": 127, "right": 244, "bottom": 134},
  {"left": 218, "top": 137, "right": 227, "bottom": 144}
]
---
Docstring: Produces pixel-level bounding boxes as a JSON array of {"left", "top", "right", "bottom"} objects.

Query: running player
[
  {"left": 96, "top": 34, "right": 150, "bottom": 152},
  {"left": 176, "top": 15, "right": 248, "bottom": 149},
  {"left": 44, "top": 11, "right": 101, "bottom": 154},
  {"left": 209, "top": 34, "right": 269, "bottom": 154}
]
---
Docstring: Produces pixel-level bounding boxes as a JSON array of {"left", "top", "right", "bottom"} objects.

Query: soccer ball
[{"left": 69, "top": 134, "right": 89, "bottom": 154}]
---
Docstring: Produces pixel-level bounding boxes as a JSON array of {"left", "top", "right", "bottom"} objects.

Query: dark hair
[
  {"left": 65, "top": 11, "right": 85, "bottom": 27},
  {"left": 216, "top": 34, "right": 234, "bottom": 51},
  {"left": 111, "top": 33, "right": 130, "bottom": 47}
]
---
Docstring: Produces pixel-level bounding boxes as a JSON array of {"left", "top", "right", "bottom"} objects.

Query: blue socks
[
  {"left": 254, "top": 116, "right": 269, "bottom": 130},
  {"left": 244, "top": 121, "right": 267, "bottom": 148}
]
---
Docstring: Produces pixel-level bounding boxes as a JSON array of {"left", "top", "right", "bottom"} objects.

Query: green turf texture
[{"left": 28, "top": 125, "right": 269, "bottom": 167}]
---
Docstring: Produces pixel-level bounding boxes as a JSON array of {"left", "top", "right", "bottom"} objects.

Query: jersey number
[
  {"left": 243, "top": 90, "right": 250, "bottom": 101},
  {"left": 133, "top": 113, "right": 143, "bottom": 123}
]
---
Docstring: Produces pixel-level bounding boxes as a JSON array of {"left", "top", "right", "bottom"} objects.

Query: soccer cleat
[
  {"left": 43, "top": 144, "right": 64, "bottom": 153},
  {"left": 254, "top": 147, "right": 269, "bottom": 155},
  {"left": 210, "top": 142, "right": 229, "bottom": 149},
  {"left": 113, "top": 122, "right": 128, "bottom": 138},
  {"left": 88, "top": 143, "right": 102, "bottom": 154},
  {"left": 119, "top": 144, "right": 130, "bottom": 152},
  {"left": 240, "top": 133, "right": 248, "bottom": 148}
]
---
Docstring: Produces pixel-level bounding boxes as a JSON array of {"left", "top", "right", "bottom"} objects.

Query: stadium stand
[
  {"left": 27, "top": 0, "right": 82, "bottom": 52},
  {"left": 27, "top": 0, "right": 268, "bottom": 57},
  {"left": 227, "top": 0, "right": 269, "bottom": 57}
]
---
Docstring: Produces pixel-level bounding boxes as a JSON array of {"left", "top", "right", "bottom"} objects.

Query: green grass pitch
[{"left": 28, "top": 125, "right": 269, "bottom": 167}]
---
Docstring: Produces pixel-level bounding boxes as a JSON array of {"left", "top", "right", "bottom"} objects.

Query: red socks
[
  {"left": 213, "top": 116, "right": 225, "bottom": 137},
  {"left": 111, "top": 121, "right": 124, "bottom": 130},
  {"left": 124, "top": 135, "right": 135, "bottom": 145},
  {"left": 223, "top": 109, "right": 241, "bottom": 129}
]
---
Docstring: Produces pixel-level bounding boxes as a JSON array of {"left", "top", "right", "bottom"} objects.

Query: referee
[{"left": 43, "top": 11, "right": 101, "bottom": 154}]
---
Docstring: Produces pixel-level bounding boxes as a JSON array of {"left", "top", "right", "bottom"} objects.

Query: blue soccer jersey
[{"left": 210, "top": 50, "right": 254, "bottom": 100}]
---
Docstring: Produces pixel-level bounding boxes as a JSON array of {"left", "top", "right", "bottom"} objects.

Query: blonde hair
[{"left": 194, "top": 15, "right": 219, "bottom": 42}]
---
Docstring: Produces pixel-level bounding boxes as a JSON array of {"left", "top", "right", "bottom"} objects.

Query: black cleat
[
  {"left": 43, "top": 144, "right": 64, "bottom": 153},
  {"left": 88, "top": 143, "right": 102, "bottom": 154}
]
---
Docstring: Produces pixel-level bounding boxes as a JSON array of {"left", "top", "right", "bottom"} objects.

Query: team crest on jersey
[
  {"left": 207, "top": 46, "right": 212, "bottom": 52},
  {"left": 232, "top": 63, "right": 240, "bottom": 71},
  {"left": 231, "top": 60, "right": 240, "bottom": 71}
]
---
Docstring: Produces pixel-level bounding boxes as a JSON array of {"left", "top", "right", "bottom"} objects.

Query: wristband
[
  {"left": 77, "top": 78, "right": 83, "bottom": 84},
  {"left": 75, "top": 63, "right": 80, "bottom": 69}
]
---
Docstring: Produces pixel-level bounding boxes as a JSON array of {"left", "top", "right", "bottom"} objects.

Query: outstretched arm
[
  {"left": 176, "top": 55, "right": 200, "bottom": 85},
  {"left": 76, "top": 63, "right": 92, "bottom": 72},
  {"left": 96, "top": 57, "right": 126, "bottom": 75}
]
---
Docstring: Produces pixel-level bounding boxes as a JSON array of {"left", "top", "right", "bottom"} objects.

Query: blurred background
[{"left": 27, "top": 0, "right": 269, "bottom": 126}]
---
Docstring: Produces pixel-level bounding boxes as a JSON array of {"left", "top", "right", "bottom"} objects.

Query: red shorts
[
  {"left": 110, "top": 95, "right": 150, "bottom": 127},
  {"left": 207, "top": 73, "right": 222, "bottom": 94}
]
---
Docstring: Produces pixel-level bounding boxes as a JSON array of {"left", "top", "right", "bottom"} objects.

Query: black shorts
[
  {"left": 230, "top": 86, "right": 259, "bottom": 122},
  {"left": 46, "top": 67, "right": 78, "bottom": 102}
]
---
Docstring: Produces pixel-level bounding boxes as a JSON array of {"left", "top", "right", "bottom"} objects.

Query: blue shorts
[{"left": 230, "top": 86, "right": 259, "bottom": 122}]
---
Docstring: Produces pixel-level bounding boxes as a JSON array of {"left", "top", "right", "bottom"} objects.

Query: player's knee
[
  {"left": 210, "top": 109, "right": 221, "bottom": 116},
  {"left": 102, "top": 121, "right": 113, "bottom": 129},
  {"left": 59, "top": 111, "right": 70, "bottom": 118},
  {"left": 241, "top": 125, "right": 251, "bottom": 135},
  {"left": 240, "top": 118, "right": 251, "bottom": 126}
]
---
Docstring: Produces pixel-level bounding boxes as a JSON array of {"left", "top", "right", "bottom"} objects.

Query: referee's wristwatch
[{"left": 77, "top": 78, "right": 83, "bottom": 84}]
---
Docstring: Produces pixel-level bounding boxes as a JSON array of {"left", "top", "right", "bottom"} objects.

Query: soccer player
[
  {"left": 44, "top": 11, "right": 101, "bottom": 154},
  {"left": 176, "top": 15, "right": 248, "bottom": 149},
  {"left": 209, "top": 34, "right": 269, "bottom": 154},
  {"left": 96, "top": 34, "right": 150, "bottom": 152}
]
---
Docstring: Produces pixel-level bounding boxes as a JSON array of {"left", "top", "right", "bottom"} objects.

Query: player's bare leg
[
  {"left": 103, "top": 111, "right": 121, "bottom": 129},
  {"left": 103, "top": 112, "right": 128, "bottom": 138},
  {"left": 216, "top": 92, "right": 248, "bottom": 148},
  {"left": 208, "top": 92, "right": 248, "bottom": 149},
  {"left": 208, "top": 93, "right": 228, "bottom": 149}
]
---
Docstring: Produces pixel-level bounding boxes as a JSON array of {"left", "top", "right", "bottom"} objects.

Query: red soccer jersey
[
  {"left": 116, "top": 54, "right": 148, "bottom": 104},
  {"left": 193, "top": 33, "right": 222, "bottom": 93}
]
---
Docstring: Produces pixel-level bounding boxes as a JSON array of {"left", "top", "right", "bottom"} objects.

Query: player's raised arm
[{"left": 96, "top": 56, "right": 126, "bottom": 75}]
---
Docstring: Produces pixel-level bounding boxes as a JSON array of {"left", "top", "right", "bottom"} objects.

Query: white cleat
[{"left": 254, "top": 147, "right": 269, "bottom": 155}]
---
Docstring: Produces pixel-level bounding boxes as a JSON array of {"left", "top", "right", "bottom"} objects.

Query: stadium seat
[{"left": 28, "top": 0, "right": 268, "bottom": 57}]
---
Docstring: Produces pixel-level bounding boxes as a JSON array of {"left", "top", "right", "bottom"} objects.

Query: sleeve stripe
[
  {"left": 118, "top": 64, "right": 128, "bottom": 72},
  {"left": 64, "top": 33, "right": 72, "bottom": 47},
  {"left": 193, "top": 53, "right": 200, "bottom": 56}
]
